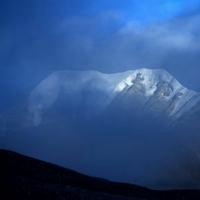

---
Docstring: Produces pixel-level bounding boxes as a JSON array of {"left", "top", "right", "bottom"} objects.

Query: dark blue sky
[{"left": 1, "top": 0, "right": 200, "bottom": 111}]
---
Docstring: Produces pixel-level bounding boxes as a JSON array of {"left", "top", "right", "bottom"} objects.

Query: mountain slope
[{"left": 1, "top": 149, "right": 200, "bottom": 200}]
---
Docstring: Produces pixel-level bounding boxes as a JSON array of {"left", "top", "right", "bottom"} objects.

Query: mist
[{"left": 1, "top": 0, "right": 200, "bottom": 190}]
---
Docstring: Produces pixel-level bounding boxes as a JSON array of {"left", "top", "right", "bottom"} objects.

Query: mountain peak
[
  {"left": 114, "top": 68, "right": 199, "bottom": 120},
  {"left": 114, "top": 68, "right": 178, "bottom": 94},
  {"left": 29, "top": 68, "right": 199, "bottom": 126}
]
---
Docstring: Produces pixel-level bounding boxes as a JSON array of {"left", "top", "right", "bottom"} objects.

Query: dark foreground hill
[{"left": 1, "top": 149, "right": 200, "bottom": 200}]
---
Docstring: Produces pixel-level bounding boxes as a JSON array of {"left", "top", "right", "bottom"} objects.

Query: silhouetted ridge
[{"left": 1, "top": 149, "right": 200, "bottom": 199}]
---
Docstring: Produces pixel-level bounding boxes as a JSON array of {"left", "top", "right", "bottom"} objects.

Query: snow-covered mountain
[
  {"left": 29, "top": 68, "right": 199, "bottom": 126},
  {"left": 2, "top": 68, "right": 200, "bottom": 190}
]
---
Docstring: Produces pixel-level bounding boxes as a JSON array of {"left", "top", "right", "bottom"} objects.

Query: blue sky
[
  {"left": 1, "top": 0, "right": 199, "bottom": 25},
  {"left": 86, "top": 0, "right": 200, "bottom": 23},
  {"left": 0, "top": 0, "right": 200, "bottom": 111}
]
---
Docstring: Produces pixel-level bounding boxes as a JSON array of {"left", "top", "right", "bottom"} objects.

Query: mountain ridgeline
[
  {"left": 29, "top": 68, "right": 200, "bottom": 127},
  {"left": 1, "top": 149, "right": 200, "bottom": 200}
]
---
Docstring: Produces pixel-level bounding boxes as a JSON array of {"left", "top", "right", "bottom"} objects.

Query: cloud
[
  {"left": 54, "top": 10, "right": 200, "bottom": 93},
  {"left": 84, "top": 11, "right": 200, "bottom": 90},
  {"left": 1, "top": 4, "right": 200, "bottom": 113},
  {"left": 123, "top": 22, "right": 198, "bottom": 51}
]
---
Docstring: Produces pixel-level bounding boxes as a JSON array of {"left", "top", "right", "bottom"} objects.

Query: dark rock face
[{"left": 1, "top": 149, "right": 200, "bottom": 200}]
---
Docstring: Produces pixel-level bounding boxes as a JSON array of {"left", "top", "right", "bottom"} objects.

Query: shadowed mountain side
[{"left": 1, "top": 149, "right": 200, "bottom": 200}]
